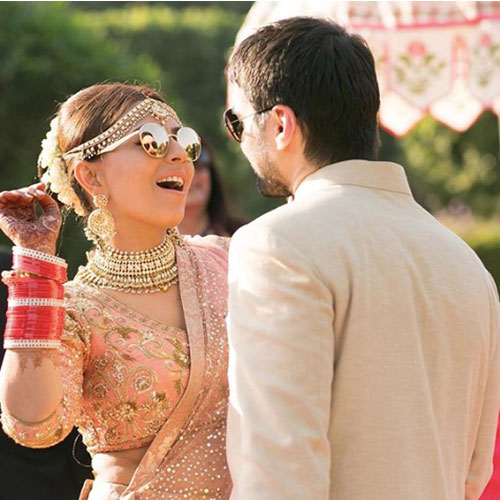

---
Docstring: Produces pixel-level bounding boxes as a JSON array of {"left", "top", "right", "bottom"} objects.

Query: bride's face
[{"left": 92, "top": 115, "right": 195, "bottom": 233}]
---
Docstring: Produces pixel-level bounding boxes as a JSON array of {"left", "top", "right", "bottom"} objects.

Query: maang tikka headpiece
[
  {"left": 64, "top": 98, "right": 180, "bottom": 161},
  {"left": 37, "top": 97, "right": 179, "bottom": 217}
]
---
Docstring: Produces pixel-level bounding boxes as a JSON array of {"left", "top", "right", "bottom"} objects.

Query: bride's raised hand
[{"left": 0, "top": 182, "right": 62, "bottom": 255}]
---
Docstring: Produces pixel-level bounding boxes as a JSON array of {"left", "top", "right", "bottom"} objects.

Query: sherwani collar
[{"left": 294, "top": 159, "right": 413, "bottom": 201}]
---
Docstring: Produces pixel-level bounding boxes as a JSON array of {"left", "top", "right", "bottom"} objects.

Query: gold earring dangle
[{"left": 85, "top": 194, "right": 116, "bottom": 247}]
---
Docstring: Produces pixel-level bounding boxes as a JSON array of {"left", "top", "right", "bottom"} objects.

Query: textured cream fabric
[{"left": 227, "top": 160, "right": 500, "bottom": 500}]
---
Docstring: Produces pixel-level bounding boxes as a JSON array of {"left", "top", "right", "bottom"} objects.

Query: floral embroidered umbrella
[{"left": 236, "top": 1, "right": 500, "bottom": 137}]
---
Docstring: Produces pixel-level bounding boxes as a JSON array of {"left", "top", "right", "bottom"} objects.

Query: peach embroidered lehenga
[{"left": 1, "top": 236, "right": 232, "bottom": 500}]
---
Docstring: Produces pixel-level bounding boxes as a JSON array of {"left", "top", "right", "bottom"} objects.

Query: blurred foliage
[
  {"left": 395, "top": 112, "right": 500, "bottom": 217},
  {"left": 1, "top": 1, "right": 499, "bottom": 278},
  {"left": 440, "top": 215, "right": 500, "bottom": 289},
  {"left": 74, "top": 1, "right": 251, "bottom": 14},
  {"left": 0, "top": 2, "right": 161, "bottom": 189}
]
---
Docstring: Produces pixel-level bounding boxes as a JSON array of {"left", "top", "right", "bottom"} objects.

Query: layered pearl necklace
[{"left": 75, "top": 228, "right": 183, "bottom": 294}]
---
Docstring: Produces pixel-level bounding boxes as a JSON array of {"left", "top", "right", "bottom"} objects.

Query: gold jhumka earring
[{"left": 85, "top": 194, "right": 116, "bottom": 247}]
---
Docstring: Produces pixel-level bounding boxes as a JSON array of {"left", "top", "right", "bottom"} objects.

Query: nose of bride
[{"left": 167, "top": 137, "right": 189, "bottom": 163}]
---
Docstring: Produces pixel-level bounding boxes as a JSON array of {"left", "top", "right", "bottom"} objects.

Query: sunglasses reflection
[{"left": 138, "top": 123, "right": 201, "bottom": 161}]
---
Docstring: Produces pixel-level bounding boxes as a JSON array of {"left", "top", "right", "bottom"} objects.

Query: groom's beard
[
  {"left": 256, "top": 175, "right": 290, "bottom": 198},
  {"left": 253, "top": 140, "right": 291, "bottom": 198}
]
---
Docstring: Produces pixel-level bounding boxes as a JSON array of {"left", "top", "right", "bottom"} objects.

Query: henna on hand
[
  {"left": 11, "top": 349, "right": 61, "bottom": 372},
  {"left": 0, "top": 183, "right": 61, "bottom": 254}
]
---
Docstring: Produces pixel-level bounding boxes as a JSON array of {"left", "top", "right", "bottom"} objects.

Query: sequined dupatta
[{"left": 120, "top": 239, "right": 231, "bottom": 499}]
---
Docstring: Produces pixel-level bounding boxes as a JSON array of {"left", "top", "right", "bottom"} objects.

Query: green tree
[
  {"left": 73, "top": 1, "right": 252, "bottom": 15},
  {"left": 395, "top": 113, "right": 500, "bottom": 217}
]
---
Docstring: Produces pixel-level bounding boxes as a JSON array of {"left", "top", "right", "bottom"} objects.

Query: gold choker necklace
[{"left": 75, "top": 228, "right": 183, "bottom": 294}]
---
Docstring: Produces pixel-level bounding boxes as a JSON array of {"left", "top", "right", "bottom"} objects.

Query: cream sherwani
[{"left": 226, "top": 160, "right": 500, "bottom": 500}]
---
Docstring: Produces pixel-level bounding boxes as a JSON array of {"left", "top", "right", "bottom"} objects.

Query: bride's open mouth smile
[{"left": 156, "top": 175, "right": 185, "bottom": 192}]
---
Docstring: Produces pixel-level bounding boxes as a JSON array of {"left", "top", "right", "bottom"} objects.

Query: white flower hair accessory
[{"left": 38, "top": 116, "right": 86, "bottom": 217}]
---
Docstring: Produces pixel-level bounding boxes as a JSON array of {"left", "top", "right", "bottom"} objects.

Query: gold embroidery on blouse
[{"left": 70, "top": 284, "right": 190, "bottom": 452}]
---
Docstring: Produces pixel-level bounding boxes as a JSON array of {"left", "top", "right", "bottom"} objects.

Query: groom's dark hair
[{"left": 227, "top": 16, "right": 381, "bottom": 167}]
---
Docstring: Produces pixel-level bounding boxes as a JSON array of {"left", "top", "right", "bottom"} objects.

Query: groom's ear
[{"left": 271, "top": 105, "right": 299, "bottom": 151}]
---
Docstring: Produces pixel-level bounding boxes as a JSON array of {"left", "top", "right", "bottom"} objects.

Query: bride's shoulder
[
  {"left": 181, "top": 235, "right": 230, "bottom": 272},
  {"left": 182, "top": 234, "right": 230, "bottom": 253}
]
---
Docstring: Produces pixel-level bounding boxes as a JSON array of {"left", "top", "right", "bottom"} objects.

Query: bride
[{"left": 0, "top": 82, "right": 231, "bottom": 499}]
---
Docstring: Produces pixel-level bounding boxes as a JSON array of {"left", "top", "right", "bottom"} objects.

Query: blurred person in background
[
  {"left": 179, "top": 137, "right": 246, "bottom": 237},
  {"left": 0, "top": 246, "right": 92, "bottom": 500}
]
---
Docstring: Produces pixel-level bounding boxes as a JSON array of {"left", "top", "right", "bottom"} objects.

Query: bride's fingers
[
  {"left": 32, "top": 191, "right": 61, "bottom": 221},
  {"left": 27, "top": 186, "right": 48, "bottom": 198},
  {"left": 0, "top": 191, "right": 12, "bottom": 205},
  {"left": 36, "top": 193, "right": 59, "bottom": 211},
  {"left": 26, "top": 182, "right": 45, "bottom": 191},
  {"left": 0, "top": 193, "right": 13, "bottom": 210},
  {"left": 0, "top": 190, "right": 34, "bottom": 207},
  {"left": 26, "top": 186, "right": 58, "bottom": 206},
  {"left": 17, "top": 187, "right": 37, "bottom": 198},
  {"left": 0, "top": 185, "right": 43, "bottom": 200},
  {"left": 2, "top": 190, "right": 31, "bottom": 199}
]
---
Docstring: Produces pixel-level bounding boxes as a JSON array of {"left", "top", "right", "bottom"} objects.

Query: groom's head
[{"left": 225, "top": 16, "right": 380, "bottom": 197}]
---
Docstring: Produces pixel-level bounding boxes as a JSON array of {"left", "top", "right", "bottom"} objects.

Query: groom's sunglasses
[{"left": 223, "top": 106, "right": 275, "bottom": 143}]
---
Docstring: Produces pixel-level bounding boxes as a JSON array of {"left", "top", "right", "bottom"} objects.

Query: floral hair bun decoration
[{"left": 37, "top": 116, "right": 86, "bottom": 217}]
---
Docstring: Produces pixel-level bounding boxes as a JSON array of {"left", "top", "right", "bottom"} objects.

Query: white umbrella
[{"left": 236, "top": 1, "right": 500, "bottom": 138}]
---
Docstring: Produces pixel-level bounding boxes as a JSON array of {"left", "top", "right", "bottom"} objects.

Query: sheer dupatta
[{"left": 118, "top": 237, "right": 231, "bottom": 499}]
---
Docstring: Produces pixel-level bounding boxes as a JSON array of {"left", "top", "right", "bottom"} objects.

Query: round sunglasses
[
  {"left": 223, "top": 106, "right": 274, "bottom": 143},
  {"left": 100, "top": 123, "right": 202, "bottom": 162}
]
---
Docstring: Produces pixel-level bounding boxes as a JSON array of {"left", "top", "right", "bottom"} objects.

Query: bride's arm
[
  {"left": 0, "top": 184, "right": 86, "bottom": 446},
  {"left": 0, "top": 304, "right": 89, "bottom": 448},
  {"left": 0, "top": 349, "right": 64, "bottom": 422}
]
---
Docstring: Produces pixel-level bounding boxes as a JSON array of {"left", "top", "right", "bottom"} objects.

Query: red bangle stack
[
  {"left": 3, "top": 247, "right": 68, "bottom": 349},
  {"left": 4, "top": 275, "right": 64, "bottom": 299},
  {"left": 12, "top": 254, "right": 67, "bottom": 282}
]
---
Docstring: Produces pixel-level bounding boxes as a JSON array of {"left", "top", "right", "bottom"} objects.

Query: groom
[{"left": 224, "top": 16, "right": 500, "bottom": 500}]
